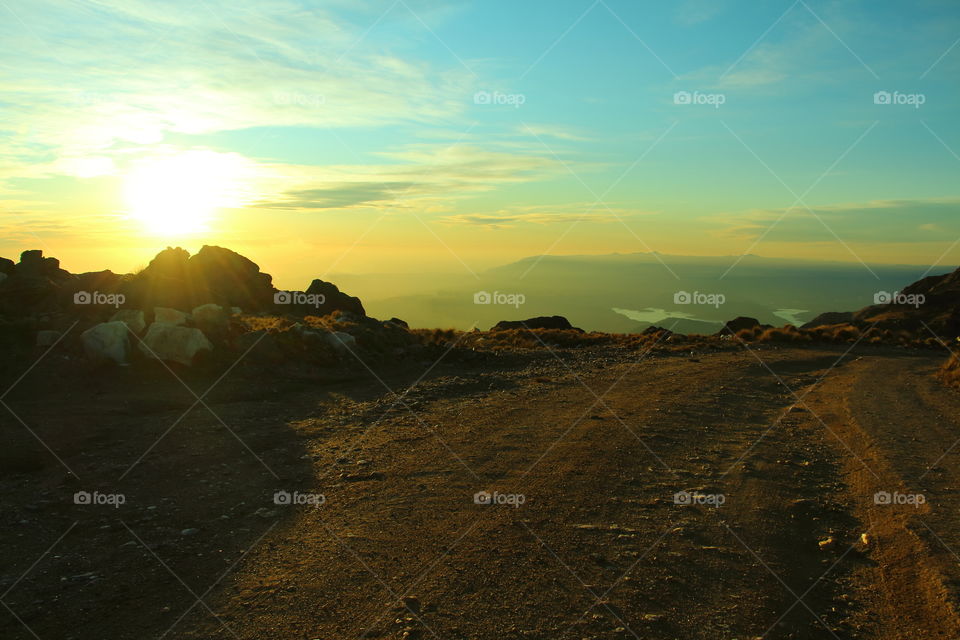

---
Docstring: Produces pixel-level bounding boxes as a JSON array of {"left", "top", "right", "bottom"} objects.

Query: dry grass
[{"left": 940, "top": 352, "right": 960, "bottom": 389}]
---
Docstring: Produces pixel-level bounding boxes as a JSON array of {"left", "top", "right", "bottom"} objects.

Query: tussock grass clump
[
  {"left": 475, "top": 328, "right": 615, "bottom": 349},
  {"left": 755, "top": 325, "right": 811, "bottom": 344},
  {"left": 940, "top": 352, "right": 960, "bottom": 389}
]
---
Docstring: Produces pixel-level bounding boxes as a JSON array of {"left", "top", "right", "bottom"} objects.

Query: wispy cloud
[{"left": 716, "top": 198, "right": 960, "bottom": 243}]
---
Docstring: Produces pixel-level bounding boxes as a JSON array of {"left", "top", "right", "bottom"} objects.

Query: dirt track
[{"left": 2, "top": 343, "right": 960, "bottom": 639}]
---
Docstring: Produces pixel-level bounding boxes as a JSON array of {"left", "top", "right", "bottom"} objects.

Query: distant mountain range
[{"left": 333, "top": 253, "right": 955, "bottom": 333}]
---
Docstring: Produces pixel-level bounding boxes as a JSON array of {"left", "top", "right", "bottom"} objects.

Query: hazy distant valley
[{"left": 334, "top": 253, "right": 953, "bottom": 333}]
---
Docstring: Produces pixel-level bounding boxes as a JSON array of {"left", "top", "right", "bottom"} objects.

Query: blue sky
[{"left": 1, "top": 0, "right": 959, "bottom": 282}]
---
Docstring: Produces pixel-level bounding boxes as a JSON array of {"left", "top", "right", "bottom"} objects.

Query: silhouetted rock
[
  {"left": 388, "top": 317, "right": 409, "bottom": 328},
  {"left": 187, "top": 245, "right": 275, "bottom": 310},
  {"left": 15, "top": 250, "right": 71, "bottom": 281},
  {"left": 641, "top": 325, "right": 673, "bottom": 336},
  {"left": 121, "top": 245, "right": 275, "bottom": 312},
  {"left": 283, "top": 279, "right": 366, "bottom": 317},
  {"left": 492, "top": 316, "right": 583, "bottom": 332},
  {"left": 801, "top": 311, "right": 854, "bottom": 329},
  {"left": 716, "top": 316, "right": 760, "bottom": 335},
  {"left": 0, "top": 257, "right": 14, "bottom": 276}
]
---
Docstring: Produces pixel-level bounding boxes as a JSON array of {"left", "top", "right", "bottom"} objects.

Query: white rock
[
  {"left": 153, "top": 307, "right": 190, "bottom": 326},
  {"left": 81, "top": 321, "right": 130, "bottom": 365},
  {"left": 36, "top": 330, "right": 62, "bottom": 348},
  {"left": 191, "top": 303, "right": 228, "bottom": 330},
  {"left": 110, "top": 309, "right": 146, "bottom": 334},
  {"left": 139, "top": 324, "right": 213, "bottom": 366},
  {"left": 325, "top": 331, "right": 357, "bottom": 353}
]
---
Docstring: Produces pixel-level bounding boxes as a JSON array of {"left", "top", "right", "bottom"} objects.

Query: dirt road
[{"left": 2, "top": 344, "right": 960, "bottom": 639}]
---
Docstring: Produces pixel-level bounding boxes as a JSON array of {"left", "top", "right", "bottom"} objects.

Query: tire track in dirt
[{"left": 800, "top": 353, "right": 960, "bottom": 639}]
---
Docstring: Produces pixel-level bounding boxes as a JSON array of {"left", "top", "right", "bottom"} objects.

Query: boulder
[
  {"left": 111, "top": 309, "right": 146, "bottom": 334},
  {"left": 387, "top": 317, "right": 409, "bottom": 328},
  {"left": 491, "top": 316, "right": 583, "bottom": 332},
  {"left": 191, "top": 303, "right": 229, "bottom": 332},
  {"left": 153, "top": 307, "right": 189, "bottom": 327},
  {"left": 0, "top": 257, "right": 14, "bottom": 276},
  {"left": 289, "top": 279, "right": 366, "bottom": 316},
  {"left": 139, "top": 324, "right": 213, "bottom": 366},
  {"left": 81, "top": 321, "right": 130, "bottom": 365},
  {"left": 716, "top": 316, "right": 761, "bottom": 335},
  {"left": 324, "top": 331, "right": 357, "bottom": 354}
]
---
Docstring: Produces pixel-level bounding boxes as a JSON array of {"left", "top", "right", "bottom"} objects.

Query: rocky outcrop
[
  {"left": 121, "top": 246, "right": 275, "bottom": 312},
  {"left": 801, "top": 311, "right": 854, "bottom": 329},
  {"left": 492, "top": 316, "right": 583, "bottom": 332},
  {"left": 277, "top": 279, "right": 366, "bottom": 317},
  {"left": 716, "top": 316, "right": 761, "bottom": 335}
]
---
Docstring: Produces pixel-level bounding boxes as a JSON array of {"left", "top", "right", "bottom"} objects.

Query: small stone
[{"left": 181, "top": 528, "right": 199, "bottom": 536}]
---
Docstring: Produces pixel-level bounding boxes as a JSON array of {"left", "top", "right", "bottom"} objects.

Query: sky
[{"left": 1, "top": 0, "right": 959, "bottom": 289}]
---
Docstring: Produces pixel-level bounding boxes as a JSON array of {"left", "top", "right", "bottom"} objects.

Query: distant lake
[
  {"left": 611, "top": 307, "right": 721, "bottom": 326},
  {"left": 773, "top": 309, "right": 809, "bottom": 325}
]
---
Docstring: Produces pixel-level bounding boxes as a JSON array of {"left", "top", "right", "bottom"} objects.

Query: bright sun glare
[{"left": 123, "top": 150, "right": 240, "bottom": 236}]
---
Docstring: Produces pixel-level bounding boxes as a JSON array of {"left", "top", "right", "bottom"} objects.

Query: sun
[{"left": 123, "top": 150, "right": 241, "bottom": 236}]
